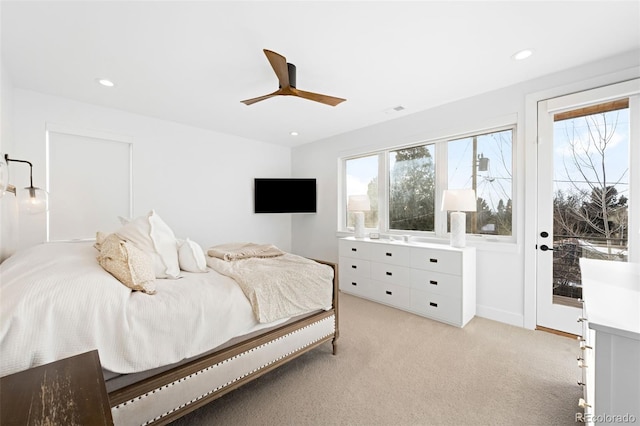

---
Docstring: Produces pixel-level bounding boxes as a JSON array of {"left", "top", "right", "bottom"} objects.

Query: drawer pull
[
  {"left": 351, "top": 282, "right": 357, "bottom": 286},
  {"left": 577, "top": 381, "right": 585, "bottom": 387},
  {"left": 577, "top": 317, "right": 587, "bottom": 323},
  {"left": 429, "top": 258, "right": 438, "bottom": 263},
  {"left": 577, "top": 360, "right": 587, "bottom": 368},
  {"left": 351, "top": 265, "right": 357, "bottom": 269},
  {"left": 385, "top": 291, "right": 392, "bottom": 295},
  {"left": 386, "top": 252, "right": 392, "bottom": 257},
  {"left": 386, "top": 272, "right": 393, "bottom": 276},
  {"left": 351, "top": 248, "right": 357, "bottom": 252},
  {"left": 429, "top": 302, "right": 438, "bottom": 307},
  {"left": 429, "top": 280, "right": 438, "bottom": 285}
]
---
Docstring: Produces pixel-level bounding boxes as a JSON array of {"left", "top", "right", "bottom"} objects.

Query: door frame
[{"left": 523, "top": 68, "right": 639, "bottom": 331}]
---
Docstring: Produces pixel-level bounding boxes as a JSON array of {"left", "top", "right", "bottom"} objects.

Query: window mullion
[
  {"left": 435, "top": 140, "right": 449, "bottom": 238},
  {"left": 378, "top": 151, "right": 388, "bottom": 233}
]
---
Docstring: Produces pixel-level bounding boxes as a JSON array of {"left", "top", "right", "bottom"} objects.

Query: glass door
[{"left": 536, "top": 79, "right": 639, "bottom": 335}]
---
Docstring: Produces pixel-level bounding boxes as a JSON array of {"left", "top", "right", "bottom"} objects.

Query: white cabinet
[
  {"left": 339, "top": 237, "right": 476, "bottom": 327},
  {"left": 578, "top": 259, "right": 640, "bottom": 425}
]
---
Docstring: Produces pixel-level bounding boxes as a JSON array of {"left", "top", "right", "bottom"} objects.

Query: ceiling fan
[{"left": 241, "top": 49, "right": 346, "bottom": 107}]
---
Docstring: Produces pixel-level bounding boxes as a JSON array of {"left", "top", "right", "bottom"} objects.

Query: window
[
  {"left": 341, "top": 126, "right": 514, "bottom": 240},
  {"left": 345, "top": 154, "right": 379, "bottom": 229},
  {"left": 447, "top": 130, "right": 513, "bottom": 236},
  {"left": 389, "top": 144, "right": 435, "bottom": 231}
]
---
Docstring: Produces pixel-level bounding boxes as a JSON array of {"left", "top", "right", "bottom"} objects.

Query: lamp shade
[
  {"left": 17, "top": 186, "right": 49, "bottom": 214},
  {"left": 441, "top": 189, "right": 477, "bottom": 212},
  {"left": 348, "top": 194, "right": 371, "bottom": 212}
]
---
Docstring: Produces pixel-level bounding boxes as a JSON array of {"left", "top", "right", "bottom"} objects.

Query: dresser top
[
  {"left": 341, "top": 236, "right": 476, "bottom": 253},
  {"left": 580, "top": 258, "right": 640, "bottom": 338}
]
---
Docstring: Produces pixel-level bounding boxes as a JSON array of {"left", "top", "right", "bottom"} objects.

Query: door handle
[{"left": 540, "top": 244, "right": 554, "bottom": 251}]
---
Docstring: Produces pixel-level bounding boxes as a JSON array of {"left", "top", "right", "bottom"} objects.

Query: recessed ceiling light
[
  {"left": 290, "top": 131, "right": 299, "bottom": 136},
  {"left": 96, "top": 78, "right": 115, "bottom": 87},
  {"left": 512, "top": 49, "right": 534, "bottom": 61}
]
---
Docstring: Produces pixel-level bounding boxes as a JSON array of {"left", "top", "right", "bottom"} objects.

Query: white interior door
[{"left": 536, "top": 79, "right": 639, "bottom": 335}]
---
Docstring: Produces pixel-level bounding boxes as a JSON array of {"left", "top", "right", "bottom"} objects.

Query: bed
[{"left": 0, "top": 217, "right": 339, "bottom": 425}]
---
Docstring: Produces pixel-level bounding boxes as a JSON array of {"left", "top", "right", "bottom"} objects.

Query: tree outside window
[
  {"left": 448, "top": 129, "right": 513, "bottom": 236},
  {"left": 552, "top": 101, "right": 630, "bottom": 300},
  {"left": 389, "top": 145, "right": 435, "bottom": 231}
]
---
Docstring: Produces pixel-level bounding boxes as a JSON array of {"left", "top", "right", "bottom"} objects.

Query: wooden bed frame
[{"left": 108, "top": 260, "right": 339, "bottom": 426}]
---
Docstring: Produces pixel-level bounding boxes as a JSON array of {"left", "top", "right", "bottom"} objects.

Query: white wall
[
  {"left": 0, "top": 60, "right": 17, "bottom": 261},
  {"left": 8, "top": 89, "right": 293, "bottom": 253},
  {"left": 291, "top": 50, "right": 640, "bottom": 328}
]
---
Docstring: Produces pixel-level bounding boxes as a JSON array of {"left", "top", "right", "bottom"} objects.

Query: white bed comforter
[{"left": 0, "top": 242, "right": 290, "bottom": 377}]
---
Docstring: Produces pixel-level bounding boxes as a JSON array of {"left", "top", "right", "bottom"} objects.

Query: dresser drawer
[
  {"left": 410, "top": 248, "right": 462, "bottom": 275},
  {"left": 369, "top": 244, "right": 412, "bottom": 266},
  {"left": 339, "top": 273, "right": 374, "bottom": 299},
  {"left": 339, "top": 239, "right": 371, "bottom": 260},
  {"left": 411, "top": 289, "right": 461, "bottom": 324},
  {"left": 339, "top": 257, "right": 371, "bottom": 278},
  {"left": 369, "top": 282, "right": 411, "bottom": 309},
  {"left": 371, "top": 263, "right": 411, "bottom": 287},
  {"left": 411, "top": 270, "right": 462, "bottom": 298}
]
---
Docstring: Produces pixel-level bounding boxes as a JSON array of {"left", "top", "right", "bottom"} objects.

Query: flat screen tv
[{"left": 254, "top": 178, "right": 317, "bottom": 213}]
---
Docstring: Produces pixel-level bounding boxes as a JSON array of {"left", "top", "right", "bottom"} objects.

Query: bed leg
[{"left": 332, "top": 338, "right": 338, "bottom": 355}]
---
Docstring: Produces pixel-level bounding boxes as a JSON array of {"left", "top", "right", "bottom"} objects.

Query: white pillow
[
  {"left": 115, "top": 210, "right": 180, "bottom": 279},
  {"left": 178, "top": 238, "right": 208, "bottom": 273}
]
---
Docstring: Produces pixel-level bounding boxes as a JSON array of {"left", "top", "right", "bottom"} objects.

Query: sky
[{"left": 553, "top": 109, "right": 630, "bottom": 199}]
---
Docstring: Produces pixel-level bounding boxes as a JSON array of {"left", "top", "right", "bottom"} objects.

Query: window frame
[{"left": 340, "top": 124, "right": 517, "bottom": 243}]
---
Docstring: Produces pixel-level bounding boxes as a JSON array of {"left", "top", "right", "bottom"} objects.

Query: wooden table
[{"left": 0, "top": 350, "right": 113, "bottom": 425}]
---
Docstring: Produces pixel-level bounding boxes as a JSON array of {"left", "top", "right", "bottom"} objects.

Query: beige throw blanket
[
  {"left": 206, "top": 249, "right": 333, "bottom": 323},
  {"left": 207, "top": 242, "right": 284, "bottom": 261}
]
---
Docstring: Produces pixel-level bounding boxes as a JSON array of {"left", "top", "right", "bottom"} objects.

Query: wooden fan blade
[
  {"left": 292, "top": 88, "right": 346, "bottom": 107},
  {"left": 240, "top": 89, "right": 283, "bottom": 105},
  {"left": 263, "top": 49, "right": 290, "bottom": 89}
]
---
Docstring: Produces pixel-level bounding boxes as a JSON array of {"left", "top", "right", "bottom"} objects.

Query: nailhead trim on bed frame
[{"left": 112, "top": 315, "right": 335, "bottom": 425}]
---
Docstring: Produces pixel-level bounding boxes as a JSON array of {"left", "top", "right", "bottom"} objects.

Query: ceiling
[{"left": 2, "top": 1, "right": 639, "bottom": 148}]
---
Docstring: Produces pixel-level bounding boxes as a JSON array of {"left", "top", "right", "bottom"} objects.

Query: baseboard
[{"left": 476, "top": 304, "right": 524, "bottom": 328}]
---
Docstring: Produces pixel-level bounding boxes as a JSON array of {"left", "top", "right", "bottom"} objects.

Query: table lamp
[
  {"left": 441, "top": 189, "right": 476, "bottom": 248},
  {"left": 348, "top": 194, "right": 371, "bottom": 239}
]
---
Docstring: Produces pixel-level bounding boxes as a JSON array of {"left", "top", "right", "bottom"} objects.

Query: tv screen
[{"left": 254, "top": 178, "right": 317, "bottom": 213}]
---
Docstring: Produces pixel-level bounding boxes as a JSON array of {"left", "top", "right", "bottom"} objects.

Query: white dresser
[
  {"left": 338, "top": 237, "right": 476, "bottom": 327},
  {"left": 578, "top": 258, "right": 640, "bottom": 425}
]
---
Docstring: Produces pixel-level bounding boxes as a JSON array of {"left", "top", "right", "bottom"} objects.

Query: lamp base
[
  {"left": 450, "top": 211, "right": 467, "bottom": 248},
  {"left": 353, "top": 211, "right": 365, "bottom": 239}
]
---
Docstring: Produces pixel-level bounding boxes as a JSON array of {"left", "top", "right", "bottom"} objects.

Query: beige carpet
[{"left": 171, "top": 293, "right": 582, "bottom": 426}]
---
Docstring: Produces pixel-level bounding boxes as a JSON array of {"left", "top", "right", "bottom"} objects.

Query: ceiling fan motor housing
[{"left": 286, "top": 63, "right": 296, "bottom": 88}]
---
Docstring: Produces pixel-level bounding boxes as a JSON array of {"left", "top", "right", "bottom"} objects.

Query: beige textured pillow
[
  {"left": 94, "top": 231, "right": 109, "bottom": 251},
  {"left": 97, "top": 233, "right": 157, "bottom": 294}
]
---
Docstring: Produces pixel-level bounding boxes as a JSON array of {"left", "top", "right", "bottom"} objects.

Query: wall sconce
[
  {"left": 441, "top": 189, "right": 477, "bottom": 248},
  {"left": 4, "top": 154, "right": 49, "bottom": 214},
  {"left": 0, "top": 155, "right": 9, "bottom": 198},
  {"left": 348, "top": 194, "right": 371, "bottom": 239}
]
